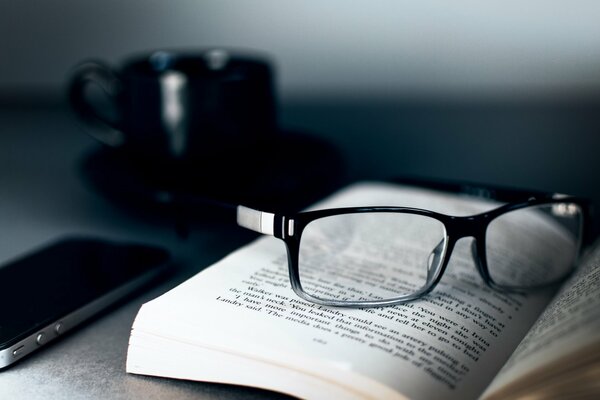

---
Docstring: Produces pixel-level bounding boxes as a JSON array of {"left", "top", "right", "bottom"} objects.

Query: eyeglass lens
[
  {"left": 298, "top": 212, "right": 447, "bottom": 302},
  {"left": 485, "top": 203, "right": 582, "bottom": 288}
]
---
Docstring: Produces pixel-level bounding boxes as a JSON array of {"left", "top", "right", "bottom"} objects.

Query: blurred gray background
[
  {"left": 3, "top": 1, "right": 600, "bottom": 98},
  {"left": 2, "top": 1, "right": 600, "bottom": 230}
]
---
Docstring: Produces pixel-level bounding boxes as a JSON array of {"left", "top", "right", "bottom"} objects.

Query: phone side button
[
  {"left": 36, "top": 332, "right": 46, "bottom": 345},
  {"left": 12, "top": 345, "right": 25, "bottom": 358},
  {"left": 54, "top": 322, "right": 63, "bottom": 335}
]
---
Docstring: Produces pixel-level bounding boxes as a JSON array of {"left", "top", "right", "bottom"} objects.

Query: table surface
[{"left": 1, "top": 101, "right": 599, "bottom": 399}]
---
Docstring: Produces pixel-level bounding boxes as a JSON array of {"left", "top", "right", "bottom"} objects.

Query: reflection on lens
[
  {"left": 298, "top": 212, "right": 446, "bottom": 302},
  {"left": 486, "top": 203, "right": 582, "bottom": 288}
]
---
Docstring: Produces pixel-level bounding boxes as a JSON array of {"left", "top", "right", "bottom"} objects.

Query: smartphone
[{"left": 0, "top": 236, "right": 171, "bottom": 369}]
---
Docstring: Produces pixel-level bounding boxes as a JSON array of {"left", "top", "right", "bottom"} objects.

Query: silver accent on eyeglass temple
[{"left": 237, "top": 206, "right": 275, "bottom": 236}]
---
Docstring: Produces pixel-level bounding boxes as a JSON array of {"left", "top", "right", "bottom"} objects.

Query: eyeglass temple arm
[{"left": 236, "top": 205, "right": 277, "bottom": 236}]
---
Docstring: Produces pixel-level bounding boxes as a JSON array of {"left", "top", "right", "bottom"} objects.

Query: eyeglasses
[{"left": 236, "top": 186, "right": 590, "bottom": 308}]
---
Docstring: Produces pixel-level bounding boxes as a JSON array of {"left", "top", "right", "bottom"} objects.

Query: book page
[
  {"left": 127, "top": 182, "right": 559, "bottom": 400},
  {"left": 482, "top": 239, "right": 600, "bottom": 398}
]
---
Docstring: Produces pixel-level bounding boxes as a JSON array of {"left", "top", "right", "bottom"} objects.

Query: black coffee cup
[{"left": 68, "top": 49, "right": 277, "bottom": 166}]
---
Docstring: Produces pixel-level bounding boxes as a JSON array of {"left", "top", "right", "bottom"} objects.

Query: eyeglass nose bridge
[
  {"left": 446, "top": 214, "right": 489, "bottom": 238},
  {"left": 443, "top": 214, "right": 492, "bottom": 284}
]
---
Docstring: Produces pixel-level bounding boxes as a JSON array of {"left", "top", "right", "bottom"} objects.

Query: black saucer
[{"left": 80, "top": 131, "right": 346, "bottom": 221}]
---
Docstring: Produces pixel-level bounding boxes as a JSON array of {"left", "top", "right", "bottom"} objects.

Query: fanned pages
[{"left": 126, "top": 181, "right": 599, "bottom": 400}]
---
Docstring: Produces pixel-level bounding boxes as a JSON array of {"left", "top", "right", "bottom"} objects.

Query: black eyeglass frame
[{"left": 237, "top": 192, "right": 591, "bottom": 308}]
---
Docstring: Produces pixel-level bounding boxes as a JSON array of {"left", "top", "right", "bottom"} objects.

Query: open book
[{"left": 126, "top": 181, "right": 600, "bottom": 399}]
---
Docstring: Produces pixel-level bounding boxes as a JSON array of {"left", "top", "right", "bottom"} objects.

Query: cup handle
[{"left": 68, "top": 61, "right": 125, "bottom": 147}]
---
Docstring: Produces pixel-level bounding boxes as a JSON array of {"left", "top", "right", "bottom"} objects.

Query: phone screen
[{"left": 0, "top": 237, "right": 170, "bottom": 349}]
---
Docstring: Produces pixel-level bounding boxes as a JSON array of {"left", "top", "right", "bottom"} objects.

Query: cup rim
[{"left": 120, "top": 47, "right": 273, "bottom": 77}]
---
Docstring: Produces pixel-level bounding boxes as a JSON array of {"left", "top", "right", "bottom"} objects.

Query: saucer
[{"left": 79, "top": 131, "right": 347, "bottom": 221}]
